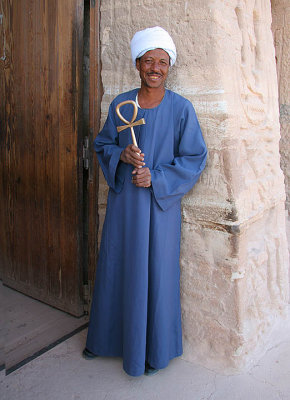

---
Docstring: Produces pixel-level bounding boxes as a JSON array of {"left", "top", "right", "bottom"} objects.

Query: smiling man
[{"left": 83, "top": 26, "right": 207, "bottom": 377}]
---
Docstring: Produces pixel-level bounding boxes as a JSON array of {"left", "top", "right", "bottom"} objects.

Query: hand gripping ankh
[{"left": 116, "top": 100, "right": 145, "bottom": 147}]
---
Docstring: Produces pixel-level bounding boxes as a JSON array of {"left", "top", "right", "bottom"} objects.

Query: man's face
[{"left": 136, "top": 48, "right": 170, "bottom": 89}]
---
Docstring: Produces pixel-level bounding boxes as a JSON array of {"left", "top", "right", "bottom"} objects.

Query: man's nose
[{"left": 150, "top": 61, "right": 161, "bottom": 72}]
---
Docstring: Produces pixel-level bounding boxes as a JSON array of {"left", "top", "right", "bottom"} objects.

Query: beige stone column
[
  {"left": 271, "top": 0, "right": 290, "bottom": 212},
  {"left": 98, "top": 0, "right": 289, "bottom": 372}
]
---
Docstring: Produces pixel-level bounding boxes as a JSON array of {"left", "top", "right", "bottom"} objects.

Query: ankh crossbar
[{"left": 116, "top": 100, "right": 145, "bottom": 147}]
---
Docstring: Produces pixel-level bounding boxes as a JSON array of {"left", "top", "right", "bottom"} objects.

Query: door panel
[
  {"left": 0, "top": 0, "right": 85, "bottom": 316},
  {"left": 87, "top": 0, "right": 101, "bottom": 300}
]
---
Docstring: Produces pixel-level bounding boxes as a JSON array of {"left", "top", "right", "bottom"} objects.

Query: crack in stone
[
  {"left": 200, "top": 374, "right": 217, "bottom": 400},
  {"left": 248, "top": 371, "right": 286, "bottom": 399}
]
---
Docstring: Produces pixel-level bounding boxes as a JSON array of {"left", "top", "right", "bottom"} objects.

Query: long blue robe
[{"left": 86, "top": 88, "right": 207, "bottom": 377}]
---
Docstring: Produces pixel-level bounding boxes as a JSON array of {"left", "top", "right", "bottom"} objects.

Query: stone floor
[
  {"left": 1, "top": 307, "right": 290, "bottom": 400},
  {"left": 1, "top": 213, "right": 289, "bottom": 400},
  {"left": 2, "top": 283, "right": 88, "bottom": 373}
]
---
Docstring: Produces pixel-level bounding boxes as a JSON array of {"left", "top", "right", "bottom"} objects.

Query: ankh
[{"left": 116, "top": 100, "right": 145, "bottom": 147}]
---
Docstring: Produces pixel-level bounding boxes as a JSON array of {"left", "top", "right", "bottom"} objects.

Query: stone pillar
[
  {"left": 98, "top": 0, "right": 289, "bottom": 372},
  {"left": 271, "top": 0, "right": 290, "bottom": 213}
]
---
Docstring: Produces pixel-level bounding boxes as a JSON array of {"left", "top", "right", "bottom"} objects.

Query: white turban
[{"left": 130, "top": 26, "right": 177, "bottom": 67}]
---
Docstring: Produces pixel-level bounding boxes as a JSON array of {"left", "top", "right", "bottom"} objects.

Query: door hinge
[
  {"left": 83, "top": 283, "right": 89, "bottom": 315},
  {"left": 83, "top": 136, "right": 89, "bottom": 170}
]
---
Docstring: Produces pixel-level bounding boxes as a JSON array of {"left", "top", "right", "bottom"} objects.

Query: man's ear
[{"left": 136, "top": 58, "right": 140, "bottom": 72}]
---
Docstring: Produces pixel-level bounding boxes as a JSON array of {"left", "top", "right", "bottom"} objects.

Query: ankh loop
[{"left": 115, "top": 100, "right": 145, "bottom": 148}]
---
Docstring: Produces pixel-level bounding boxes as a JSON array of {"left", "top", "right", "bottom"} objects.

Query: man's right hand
[{"left": 120, "top": 144, "right": 145, "bottom": 169}]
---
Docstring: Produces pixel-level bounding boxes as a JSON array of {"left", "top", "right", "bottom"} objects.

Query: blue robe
[{"left": 86, "top": 88, "right": 207, "bottom": 377}]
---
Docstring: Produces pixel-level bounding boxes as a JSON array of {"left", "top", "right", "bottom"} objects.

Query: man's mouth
[{"left": 148, "top": 74, "right": 162, "bottom": 80}]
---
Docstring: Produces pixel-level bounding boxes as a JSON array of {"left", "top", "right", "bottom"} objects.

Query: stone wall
[
  {"left": 271, "top": 0, "right": 290, "bottom": 213},
  {"left": 98, "top": 0, "right": 289, "bottom": 372}
]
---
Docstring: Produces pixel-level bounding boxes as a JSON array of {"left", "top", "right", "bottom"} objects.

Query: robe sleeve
[
  {"left": 150, "top": 102, "right": 207, "bottom": 211},
  {"left": 94, "top": 103, "right": 125, "bottom": 193}
]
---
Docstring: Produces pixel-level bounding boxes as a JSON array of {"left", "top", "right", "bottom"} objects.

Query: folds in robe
[{"left": 86, "top": 88, "right": 207, "bottom": 377}]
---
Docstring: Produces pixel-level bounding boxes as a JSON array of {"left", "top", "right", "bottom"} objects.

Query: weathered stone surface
[
  {"left": 181, "top": 202, "right": 288, "bottom": 371},
  {"left": 271, "top": 0, "right": 290, "bottom": 212},
  {"left": 97, "top": 0, "right": 289, "bottom": 372}
]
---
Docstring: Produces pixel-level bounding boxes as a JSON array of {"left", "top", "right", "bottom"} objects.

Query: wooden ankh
[{"left": 116, "top": 100, "right": 145, "bottom": 147}]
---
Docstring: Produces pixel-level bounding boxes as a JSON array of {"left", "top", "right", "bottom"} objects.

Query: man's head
[
  {"left": 136, "top": 48, "right": 170, "bottom": 89},
  {"left": 130, "top": 26, "right": 176, "bottom": 68}
]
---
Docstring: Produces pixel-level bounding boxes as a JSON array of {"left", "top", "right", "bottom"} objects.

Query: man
[{"left": 83, "top": 26, "right": 207, "bottom": 377}]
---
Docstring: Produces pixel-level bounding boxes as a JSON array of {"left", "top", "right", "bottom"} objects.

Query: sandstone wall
[
  {"left": 98, "top": 0, "right": 289, "bottom": 372},
  {"left": 271, "top": 0, "right": 290, "bottom": 213}
]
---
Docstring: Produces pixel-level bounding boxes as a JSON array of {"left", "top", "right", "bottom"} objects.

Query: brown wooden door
[{"left": 0, "top": 0, "right": 97, "bottom": 317}]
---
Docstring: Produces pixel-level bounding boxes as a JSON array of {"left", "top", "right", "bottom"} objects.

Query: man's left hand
[{"left": 132, "top": 167, "right": 151, "bottom": 188}]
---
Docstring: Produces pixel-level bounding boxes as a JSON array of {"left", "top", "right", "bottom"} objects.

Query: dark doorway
[{"left": 0, "top": 0, "right": 100, "bottom": 373}]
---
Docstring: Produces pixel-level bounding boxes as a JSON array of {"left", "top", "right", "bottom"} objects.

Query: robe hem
[
  {"left": 85, "top": 346, "right": 183, "bottom": 377},
  {"left": 123, "top": 351, "right": 183, "bottom": 377}
]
